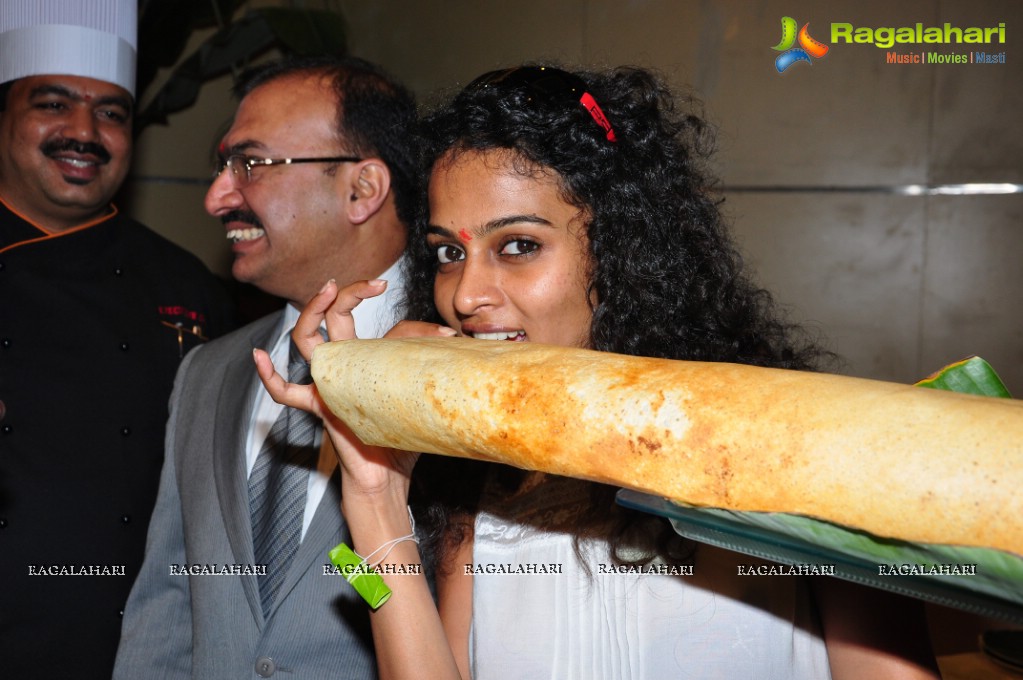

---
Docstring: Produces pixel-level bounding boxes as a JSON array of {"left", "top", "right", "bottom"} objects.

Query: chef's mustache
[
  {"left": 41, "top": 138, "right": 111, "bottom": 164},
  {"left": 221, "top": 210, "right": 264, "bottom": 229}
]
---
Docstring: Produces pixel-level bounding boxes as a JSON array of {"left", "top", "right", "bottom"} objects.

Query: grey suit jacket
[{"left": 114, "top": 312, "right": 376, "bottom": 679}]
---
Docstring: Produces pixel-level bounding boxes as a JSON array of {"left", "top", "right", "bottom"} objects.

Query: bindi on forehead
[{"left": 458, "top": 228, "right": 473, "bottom": 242}]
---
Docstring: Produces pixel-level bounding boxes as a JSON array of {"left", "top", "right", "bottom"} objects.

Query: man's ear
[{"left": 344, "top": 159, "right": 391, "bottom": 225}]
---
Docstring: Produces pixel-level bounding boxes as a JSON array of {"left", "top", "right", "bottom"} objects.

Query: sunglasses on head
[{"left": 467, "top": 66, "right": 617, "bottom": 143}]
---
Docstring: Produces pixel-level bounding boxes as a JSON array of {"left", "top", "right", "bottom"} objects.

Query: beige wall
[{"left": 126, "top": 0, "right": 1023, "bottom": 394}]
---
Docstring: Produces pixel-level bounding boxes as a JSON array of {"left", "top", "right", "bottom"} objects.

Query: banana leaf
[{"left": 914, "top": 356, "right": 1012, "bottom": 398}]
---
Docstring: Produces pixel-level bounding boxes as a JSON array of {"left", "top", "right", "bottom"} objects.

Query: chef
[{"left": 0, "top": 1, "right": 234, "bottom": 678}]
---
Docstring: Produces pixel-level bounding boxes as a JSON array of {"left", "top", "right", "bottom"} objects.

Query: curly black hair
[
  {"left": 406, "top": 65, "right": 834, "bottom": 572},
  {"left": 405, "top": 65, "right": 829, "bottom": 368}
]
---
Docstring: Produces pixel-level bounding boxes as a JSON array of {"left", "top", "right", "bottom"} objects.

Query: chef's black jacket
[{"left": 0, "top": 198, "right": 235, "bottom": 680}]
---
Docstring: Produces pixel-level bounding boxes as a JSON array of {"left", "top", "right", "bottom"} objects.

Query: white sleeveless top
[{"left": 468, "top": 476, "right": 832, "bottom": 680}]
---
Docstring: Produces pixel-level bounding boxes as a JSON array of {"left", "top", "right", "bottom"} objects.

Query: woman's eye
[
  {"left": 501, "top": 239, "right": 539, "bottom": 256},
  {"left": 435, "top": 244, "right": 464, "bottom": 264}
]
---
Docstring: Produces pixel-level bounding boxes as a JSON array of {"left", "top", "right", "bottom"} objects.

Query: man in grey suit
[{"left": 114, "top": 56, "right": 418, "bottom": 678}]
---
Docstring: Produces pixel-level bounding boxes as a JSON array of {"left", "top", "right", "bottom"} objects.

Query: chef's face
[
  {"left": 427, "top": 149, "right": 595, "bottom": 348},
  {"left": 0, "top": 75, "right": 132, "bottom": 232}
]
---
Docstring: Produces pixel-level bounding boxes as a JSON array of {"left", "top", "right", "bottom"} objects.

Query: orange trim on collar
[{"left": 0, "top": 195, "right": 119, "bottom": 255}]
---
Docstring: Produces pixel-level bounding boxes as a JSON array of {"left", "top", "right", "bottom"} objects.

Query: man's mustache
[
  {"left": 221, "top": 210, "right": 264, "bottom": 230},
  {"left": 41, "top": 138, "right": 111, "bottom": 164}
]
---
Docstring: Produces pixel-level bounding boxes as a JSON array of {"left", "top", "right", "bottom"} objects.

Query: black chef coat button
[
  {"left": 1, "top": 424, "right": 11, "bottom": 435},
  {"left": 121, "top": 515, "right": 131, "bottom": 524},
  {"left": 1, "top": 338, "right": 10, "bottom": 349},
  {"left": 255, "top": 657, "right": 276, "bottom": 677},
  {"left": 118, "top": 609, "right": 125, "bottom": 617},
  {"left": 0, "top": 518, "right": 7, "bottom": 528},
  {"left": 120, "top": 342, "right": 130, "bottom": 351},
  {"left": 114, "top": 267, "right": 124, "bottom": 276},
  {"left": 121, "top": 426, "right": 131, "bottom": 436}
]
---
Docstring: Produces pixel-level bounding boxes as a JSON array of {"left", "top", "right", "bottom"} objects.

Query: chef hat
[{"left": 0, "top": 0, "right": 137, "bottom": 96}]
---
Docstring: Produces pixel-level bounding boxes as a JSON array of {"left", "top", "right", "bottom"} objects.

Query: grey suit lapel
[{"left": 212, "top": 313, "right": 283, "bottom": 625}]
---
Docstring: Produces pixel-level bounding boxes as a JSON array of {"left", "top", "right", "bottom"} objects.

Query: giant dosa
[{"left": 311, "top": 337, "right": 1023, "bottom": 555}]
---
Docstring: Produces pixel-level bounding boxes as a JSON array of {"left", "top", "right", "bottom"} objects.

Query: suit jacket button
[{"left": 255, "top": 657, "right": 276, "bottom": 677}]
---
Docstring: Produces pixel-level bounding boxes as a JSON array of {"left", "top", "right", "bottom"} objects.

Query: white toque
[{"left": 0, "top": 0, "right": 138, "bottom": 96}]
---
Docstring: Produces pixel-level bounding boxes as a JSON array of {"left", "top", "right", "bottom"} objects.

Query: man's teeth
[
  {"left": 58, "top": 158, "right": 97, "bottom": 168},
  {"left": 227, "top": 227, "right": 266, "bottom": 242},
  {"left": 473, "top": 331, "right": 525, "bottom": 341}
]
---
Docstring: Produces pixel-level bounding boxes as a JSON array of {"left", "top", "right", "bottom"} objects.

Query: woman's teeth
[
  {"left": 226, "top": 227, "right": 266, "bottom": 242},
  {"left": 472, "top": 331, "right": 526, "bottom": 341}
]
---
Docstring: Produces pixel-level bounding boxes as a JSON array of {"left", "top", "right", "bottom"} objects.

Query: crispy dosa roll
[{"left": 312, "top": 337, "right": 1023, "bottom": 555}]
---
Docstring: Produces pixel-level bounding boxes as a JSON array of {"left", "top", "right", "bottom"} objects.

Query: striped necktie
[{"left": 249, "top": 338, "right": 319, "bottom": 616}]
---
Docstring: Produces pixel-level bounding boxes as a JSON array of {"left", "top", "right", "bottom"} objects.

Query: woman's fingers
[
  {"left": 385, "top": 320, "right": 458, "bottom": 339},
  {"left": 255, "top": 345, "right": 418, "bottom": 499},
  {"left": 324, "top": 279, "right": 388, "bottom": 341},
  {"left": 293, "top": 279, "right": 339, "bottom": 360},
  {"left": 253, "top": 348, "right": 320, "bottom": 415},
  {"left": 291, "top": 279, "right": 390, "bottom": 359},
  {"left": 264, "top": 278, "right": 398, "bottom": 412},
  {"left": 254, "top": 348, "right": 362, "bottom": 462}
]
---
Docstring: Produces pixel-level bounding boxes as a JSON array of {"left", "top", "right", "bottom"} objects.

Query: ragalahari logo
[{"left": 772, "top": 17, "right": 829, "bottom": 72}]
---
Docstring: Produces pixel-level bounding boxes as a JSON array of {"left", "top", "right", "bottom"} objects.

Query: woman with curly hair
[{"left": 258, "top": 64, "right": 938, "bottom": 679}]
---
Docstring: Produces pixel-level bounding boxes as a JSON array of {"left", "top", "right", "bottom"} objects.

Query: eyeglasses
[
  {"left": 467, "top": 66, "right": 617, "bottom": 142},
  {"left": 213, "top": 154, "right": 363, "bottom": 188}
]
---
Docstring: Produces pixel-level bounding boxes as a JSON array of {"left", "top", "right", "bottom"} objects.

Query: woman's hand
[
  {"left": 292, "top": 278, "right": 384, "bottom": 359},
  {"left": 253, "top": 278, "right": 382, "bottom": 420},
  {"left": 254, "top": 279, "right": 456, "bottom": 502}
]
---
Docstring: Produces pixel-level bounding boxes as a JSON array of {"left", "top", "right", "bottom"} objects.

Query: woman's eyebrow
[{"left": 427, "top": 214, "right": 554, "bottom": 239}]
